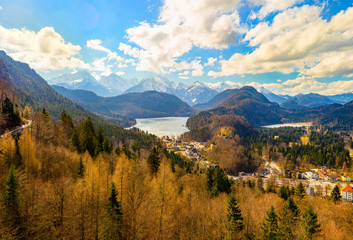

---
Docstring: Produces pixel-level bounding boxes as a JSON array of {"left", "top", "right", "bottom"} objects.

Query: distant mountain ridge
[
  {"left": 53, "top": 86, "right": 195, "bottom": 118},
  {"left": 47, "top": 71, "right": 353, "bottom": 108}
]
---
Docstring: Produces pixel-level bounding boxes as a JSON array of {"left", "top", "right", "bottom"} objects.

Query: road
[{"left": 0, "top": 120, "right": 32, "bottom": 138}]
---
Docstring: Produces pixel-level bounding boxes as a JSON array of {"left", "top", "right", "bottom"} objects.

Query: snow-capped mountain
[
  {"left": 124, "top": 75, "right": 177, "bottom": 95},
  {"left": 48, "top": 71, "right": 114, "bottom": 97},
  {"left": 258, "top": 87, "right": 288, "bottom": 104},
  {"left": 205, "top": 81, "right": 241, "bottom": 92},
  {"left": 100, "top": 74, "right": 139, "bottom": 95},
  {"left": 177, "top": 81, "right": 218, "bottom": 105}
]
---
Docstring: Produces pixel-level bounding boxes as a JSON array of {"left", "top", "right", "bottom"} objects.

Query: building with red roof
[{"left": 341, "top": 186, "right": 353, "bottom": 202}]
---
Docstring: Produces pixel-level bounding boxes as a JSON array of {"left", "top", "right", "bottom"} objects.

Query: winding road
[{"left": 0, "top": 120, "right": 32, "bottom": 138}]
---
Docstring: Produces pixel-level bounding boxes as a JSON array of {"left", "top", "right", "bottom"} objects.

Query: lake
[
  {"left": 262, "top": 123, "right": 312, "bottom": 128},
  {"left": 128, "top": 117, "right": 189, "bottom": 137}
]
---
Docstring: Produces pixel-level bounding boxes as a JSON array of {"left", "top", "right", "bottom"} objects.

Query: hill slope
[
  {"left": 188, "top": 86, "right": 282, "bottom": 127},
  {"left": 0, "top": 51, "right": 135, "bottom": 128}
]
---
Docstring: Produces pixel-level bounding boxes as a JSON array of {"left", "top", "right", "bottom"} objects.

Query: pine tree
[
  {"left": 13, "top": 134, "right": 22, "bottom": 167},
  {"left": 210, "top": 167, "right": 231, "bottom": 197},
  {"left": 279, "top": 197, "right": 300, "bottom": 240},
  {"left": 2, "top": 97, "right": 14, "bottom": 115},
  {"left": 331, "top": 185, "right": 341, "bottom": 204},
  {"left": 226, "top": 194, "right": 244, "bottom": 240},
  {"left": 302, "top": 206, "right": 320, "bottom": 240},
  {"left": 82, "top": 117, "right": 96, "bottom": 156},
  {"left": 1, "top": 165, "right": 23, "bottom": 238},
  {"left": 147, "top": 147, "right": 160, "bottom": 176},
  {"left": 278, "top": 185, "right": 289, "bottom": 200},
  {"left": 70, "top": 127, "right": 81, "bottom": 152},
  {"left": 261, "top": 206, "right": 280, "bottom": 240},
  {"left": 96, "top": 127, "right": 105, "bottom": 154},
  {"left": 103, "top": 183, "right": 123, "bottom": 240},
  {"left": 102, "top": 137, "right": 112, "bottom": 154},
  {"left": 296, "top": 182, "right": 305, "bottom": 199},
  {"left": 76, "top": 157, "right": 85, "bottom": 179}
]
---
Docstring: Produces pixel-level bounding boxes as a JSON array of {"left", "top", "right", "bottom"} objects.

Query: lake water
[
  {"left": 128, "top": 117, "right": 189, "bottom": 137},
  {"left": 262, "top": 123, "right": 312, "bottom": 128}
]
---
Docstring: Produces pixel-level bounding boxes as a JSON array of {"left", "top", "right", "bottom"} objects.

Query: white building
[{"left": 341, "top": 186, "right": 353, "bottom": 202}]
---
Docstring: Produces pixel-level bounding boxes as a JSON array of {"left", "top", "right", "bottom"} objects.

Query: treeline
[{"left": 0, "top": 97, "right": 22, "bottom": 133}]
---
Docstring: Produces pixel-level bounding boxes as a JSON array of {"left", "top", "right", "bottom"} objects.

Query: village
[{"left": 161, "top": 126, "right": 353, "bottom": 203}]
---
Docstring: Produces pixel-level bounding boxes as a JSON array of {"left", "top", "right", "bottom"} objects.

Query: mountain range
[
  {"left": 52, "top": 85, "right": 195, "bottom": 118},
  {"left": 2, "top": 49, "right": 353, "bottom": 132}
]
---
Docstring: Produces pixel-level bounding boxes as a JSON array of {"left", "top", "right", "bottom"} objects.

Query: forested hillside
[
  {"left": 0, "top": 107, "right": 351, "bottom": 239},
  {"left": 0, "top": 51, "right": 133, "bottom": 128}
]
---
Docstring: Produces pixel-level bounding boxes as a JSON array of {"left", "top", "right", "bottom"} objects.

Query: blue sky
[{"left": 0, "top": 0, "right": 353, "bottom": 95}]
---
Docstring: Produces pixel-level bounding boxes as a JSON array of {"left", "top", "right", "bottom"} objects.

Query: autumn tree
[{"left": 225, "top": 194, "right": 244, "bottom": 240}]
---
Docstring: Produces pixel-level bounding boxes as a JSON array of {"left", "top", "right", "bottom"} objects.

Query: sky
[{"left": 0, "top": 0, "right": 353, "bottom": 95}]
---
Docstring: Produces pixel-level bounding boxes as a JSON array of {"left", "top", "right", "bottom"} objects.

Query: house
[
  {"left": 306, "top": 187, "right": 315, "bottom": 197},
  {"left": 341, "top": 186, "right": 353, "bottom": 202},
  {"left": 341, "top": 175, "right": 352, "bottom": 182}
]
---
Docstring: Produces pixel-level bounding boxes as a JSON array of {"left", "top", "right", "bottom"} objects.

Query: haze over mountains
[{"left": 48, "top": 70, "right": 353, "bottom": 109}]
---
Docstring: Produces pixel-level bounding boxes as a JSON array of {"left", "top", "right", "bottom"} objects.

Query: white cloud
[
  {"left": 0, "top": 6, "right": 2, "bottom": 10},
  {"left": 245, "top": 76, "right": 353, "bottom": 96},
  {"left": 87, "top": 39, "right": 128, "bottom": 77},
  {"left": 205, "top": 57, "right": 217, "bottom": 67},
  {"left": 0, "top": 25, "right": 88, "bottom": 70},
  {"left": 248, "top": 0, "right": 304, "bottom": 19},
  {"left": 211, "top": 5, "right": 353, "bottom": 79},
  {"left": 124, "top": 0, "right": 243, "bottom": 74},
  {"left": 87, "top": 39, "right": 111, "bottom": 53}
]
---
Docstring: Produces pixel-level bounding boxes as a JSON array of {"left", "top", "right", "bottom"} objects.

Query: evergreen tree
[
  {"left": 147, "top": 147, "right": 160, "bottom": 176},
  {"left": 2, "top": 97, "right": 14, "bottom": 115},
  {"left": 261, "top": 206, "right": 280, "bottom": 240},
  {"left": 13, "top": 134, "right": 22, "bottom": 167},
  {"left": 331, "top": 185, "right": 341, "bottom": 204},
  {"left": 41, "top": 107, "right": 48, "bottom": 116},
  {"left": 1, "top": 165, "right": 23, "bottom": 238},
  {"left": 209, "top": 167, "right": 231, "bottom": 197},
  {"left": 296, "top": 182, "right": 306, "bottom": 199},
  {"left": 103, "top": 183, "right": 123, "bottom": 240},
  {"left": 278, "top": 185, "right": 289, "bottom": 200},
  {"left": 59, "top": 110, "right": 74, "bottom": 140},
  {"left": 76, "top": 158, "right": 85, "bottom": 179},
  {"left": 302, "top": 206, "right": 320, "bottom": 240},
  {"left": 96, "top": 127, "right": 105, "bottom": 154},
  {"left": 279, "top": 197, "right": 300, "bottom": 240},
  {"left": 226, "top": 194, "right": 244, "bottom": 240},
  {"left": 70, "top": 127, "right": 81, "bottom": 153},
  {"left": 115, "top": 146, "right": 121, "bottom": 156},
  {"left": 102, "top": 136, "right": 112, "bottom": 154},
  {"left": 82, "top": 117, "right": 96, "bottom": 156}
]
